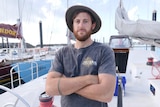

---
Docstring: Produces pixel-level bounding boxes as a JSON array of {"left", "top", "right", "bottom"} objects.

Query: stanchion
[
  {"left": 117, "top": 76, "right": 123, "bottom": 107},
  {"left": 116, "top": 66, "right": 123, "bottom": 107}
]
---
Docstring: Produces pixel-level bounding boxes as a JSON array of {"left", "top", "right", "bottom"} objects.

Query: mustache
[{"left": 78, "top": 29, "right": 86, "bottom": 31}]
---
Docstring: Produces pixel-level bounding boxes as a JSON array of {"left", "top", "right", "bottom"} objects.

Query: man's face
[{"left": 73, "top": 12, "right": 96, "bottom": 41}]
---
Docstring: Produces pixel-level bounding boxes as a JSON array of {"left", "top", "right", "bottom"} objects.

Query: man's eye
[
  {"left": 83, "top": 20, "right": 88, "bottom": 23},
  {"left": 74, "top": 20, "right": 80, "bottom": 24}
]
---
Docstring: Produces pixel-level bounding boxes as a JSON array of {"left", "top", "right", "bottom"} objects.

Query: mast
[
  {"left": 119, "top": 0, "right": 123, "bottom": 8},
  {"left": 66, "top": 0, "right": 71, "bottom": 45},
  {"left": 18, "top": 0, "right": 26, "bottom": 50}
]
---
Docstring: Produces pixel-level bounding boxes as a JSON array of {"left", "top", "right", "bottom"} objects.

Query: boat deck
[
  {"left": 0, "top": 49, "right": 160, "bottom": 107},
  {"left": 0, "top": 73, "right": 160, "bottom": 107},
  {"left": 109, "top": 77, "right": 159, "bottom": 107},
  {"left": 0, "top": 74, "right": 60, "bottom": 107}
]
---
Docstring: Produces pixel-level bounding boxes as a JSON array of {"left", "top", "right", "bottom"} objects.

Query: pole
[
  {"left": 116, "top": 66, "right": 123, "bottom": 107},
  {"left": 2, "top": 37, "right": 4, "bottom": 48},
  {"left": 151, "top": 10, "right": 157, "bottom": 51},
  {"left": 18, "top": 0, "right": 26, "bottom": 50},
  {"left": 39, "top": 21, "right": 43, "bottom": 48},
  {"left": 117, "top": 77, "right": 123, "bottom": 107}
]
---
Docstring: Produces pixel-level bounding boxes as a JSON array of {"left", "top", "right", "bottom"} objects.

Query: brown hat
[{"left": 65, "top": 5, "right": 101, "bottom": 34}]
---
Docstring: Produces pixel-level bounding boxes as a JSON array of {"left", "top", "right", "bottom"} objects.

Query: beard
[{"left": 73, "top": 29, "right": 92, "bottom": 41}]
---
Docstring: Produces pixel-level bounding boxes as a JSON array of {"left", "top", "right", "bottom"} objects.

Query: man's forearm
[
  {"left": 46, "top": 74, "right": 98, "bottom": 96},
  {"left": 76, "top": 74, "right": 116, "bottom": 103},
  {"left": 76, "top": 83, "right": 106, "bottom": 102},
  {"left": 59, "top": 75, "right": 99, "bottom": 95}
]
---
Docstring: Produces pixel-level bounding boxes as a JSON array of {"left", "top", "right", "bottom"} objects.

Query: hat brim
[{"left": 65, "top": 5, "right": 101, "bottom": 34}]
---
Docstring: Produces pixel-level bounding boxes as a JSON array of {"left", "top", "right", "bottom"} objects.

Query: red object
[
  {"left": 39, "top": 92, "right": 53, "bottom": 107},
  {"left": 39, "top": 100, "right": 53, "bottom": 107},
  {"left": 147, "top": 57, "right": 154, "bottom": 65}
]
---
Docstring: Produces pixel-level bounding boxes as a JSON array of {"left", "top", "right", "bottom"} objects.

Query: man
[{"left": 45, "top": 5, "right": 116, "bottom": 107}]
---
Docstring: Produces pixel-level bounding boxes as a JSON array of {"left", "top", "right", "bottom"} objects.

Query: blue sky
[{"left": 0, "top": 0, "right": 160, "bottom": 46}]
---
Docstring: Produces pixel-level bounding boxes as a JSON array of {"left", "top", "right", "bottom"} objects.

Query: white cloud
[{"left": 46, "top": 0, "right": 61, "bottom": 7}]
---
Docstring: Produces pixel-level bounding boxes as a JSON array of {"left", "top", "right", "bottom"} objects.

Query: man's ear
[{"left": 92, "top": 23, "right": 96, "bottom": 30}]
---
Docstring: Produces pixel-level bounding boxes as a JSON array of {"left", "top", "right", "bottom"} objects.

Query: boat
[
  {"left": 0, "top": 34, "right": 160, "bottom": 107},
  {"left": 115, "top": 0, "right": 160, "bottom": 47},
  {"left": 0, "top": 20, "right": 32, "bottom": 91},
  {"left": 0, "top": 20, "right": 57, "bottom": 92},
  {"left": 108, "top": 35, "right": 160, "bottom": 107},
  {"left": 109, "top": 0, "right": 160, "bottom": 106},
  {"left": 0, "top": 0, "right": 160, "bottom": 107},
  {"left": 0, "top": 47, "right": 55, "bottom": 94}
]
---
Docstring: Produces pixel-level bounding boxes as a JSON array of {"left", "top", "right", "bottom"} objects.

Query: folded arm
[
  {"left": 45, "top": 71, "right": 98, "bottom": 96},
  {"left": 76, "top": 73, "right": 116, "bottom": 103}
]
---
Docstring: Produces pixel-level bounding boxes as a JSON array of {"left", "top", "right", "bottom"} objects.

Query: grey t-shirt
[{"left": 50, "top": 42, "right": 116, "bottom": 107}]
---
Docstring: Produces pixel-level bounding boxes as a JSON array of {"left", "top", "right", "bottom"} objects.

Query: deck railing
[
  {"left": 10, "top": 61, "right": 39, "bottom": 89},
  {"left": 9, "top": 60, "right": 52, "bottom": 89},
  {"left": 10, "top": 64, "right": 21, "bottom": 89}
]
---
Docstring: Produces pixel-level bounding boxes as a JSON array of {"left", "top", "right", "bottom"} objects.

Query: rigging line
[
  {"left": 0, "top": 0, "right": 3, "bottom": 20},
  {"left": 6, "top": 0, "right": 9, "bottom": 22},
  {"left": 3, "top": 0, "right": 7, "bottom": 22},
  {"left": 47, "top": 3, "right": 55, "bottom": 44},
  {"left": 67, "top": 0, "right": 72, "bottom": 45},
  {"left": 49, "top": 1, "right": 60, "bottom": 44},
  {"left": 18, "top": 0, "right": 26, "bottom": 21},
  {"left": 0, "top": 0, "right": 4, "bottom": 20},
  {"left": 24, "top": 0, "right": 33, "bottom": 25}
]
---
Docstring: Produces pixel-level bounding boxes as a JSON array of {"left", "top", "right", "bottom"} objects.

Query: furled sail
[
  {"left": 115, "top": 1, "right": 160, "bottom": 46},
  {"left": 0, "top": 23, "right": 22, "bottom": 39}
]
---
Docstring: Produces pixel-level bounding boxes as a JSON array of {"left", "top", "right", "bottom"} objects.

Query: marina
[
  {"left": 0, "top": 0, "right": 160, "bottom": 107},
  {"left": 0, "top": 44, "right": 160, "bottom": 107}
]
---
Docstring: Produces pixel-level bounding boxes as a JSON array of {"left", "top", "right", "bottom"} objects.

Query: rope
[{"left": 151, "top": 61, "right": 160, "bottom": 79}]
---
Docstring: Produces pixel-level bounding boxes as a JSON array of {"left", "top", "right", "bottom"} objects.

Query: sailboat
[
  {"left": 1, "top": 35, "right": 159, "bottom": 106},
  {"left": 0, "top": 0, "right": 160, "bottom": 107},
  {"left": 109, "top": 0, "right": 160, "bottom": 106},
  {"left": 0, "top": 20, "right": 55, "bottom": 93},
  {"left": 115, "top": 0, "right": 160, "bottom": 47},
  {"left": 0, "top": 19, "right": 33, "bottom": 90},
  {"left": 0, "top": 1, "right": 55, "bottom": 93}
]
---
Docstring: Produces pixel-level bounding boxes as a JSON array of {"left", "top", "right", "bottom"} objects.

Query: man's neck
[{"left": 74, "top": 39, "right": 93, "bottom": 49}]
